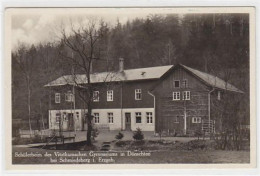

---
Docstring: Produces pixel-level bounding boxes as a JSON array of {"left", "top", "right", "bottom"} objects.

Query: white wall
[
  {"left": 91, "top": 109, "right": 122, "bottom": 131},
  {"left": 122, "top": 108, "right": 155, "bottom": 131},
  {"left": 49, "top": 109, "right": 82, "bottom": 131},
  {"left": 49, "top": 108, "right": 155, "bottom": 132}
]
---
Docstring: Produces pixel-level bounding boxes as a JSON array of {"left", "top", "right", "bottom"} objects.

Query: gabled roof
[
  {"left": 44, "top": 65, "right": 173, "bottom": 87},
  {"left": 180, "top": 64, "right": 243, "bottom": 93},
  {"left": 151, "top": 64, "right": 243, "bottom": 93},
  {"left": 44, "top": 63, "right": 243, "bottom": 93}
]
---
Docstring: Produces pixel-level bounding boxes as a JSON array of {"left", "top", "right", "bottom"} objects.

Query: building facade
[{"left": 45, "top": 60, "right": 243, "bottom": 135}]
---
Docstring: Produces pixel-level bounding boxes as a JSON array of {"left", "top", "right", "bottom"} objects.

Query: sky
[{"left": 11, "top": 8, "right": 167, "bottom": 50}]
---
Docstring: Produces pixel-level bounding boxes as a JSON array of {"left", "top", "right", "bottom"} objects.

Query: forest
[{"left": 12, "top": 13, "right": 249, "bottom": 131}]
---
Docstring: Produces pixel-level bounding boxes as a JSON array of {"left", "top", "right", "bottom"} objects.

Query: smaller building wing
[{"left": 181, "top": 64, "right": 244, "bottom": 93}]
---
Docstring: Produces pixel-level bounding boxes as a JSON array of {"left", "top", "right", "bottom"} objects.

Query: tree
[
  {"left": 133, "top": 128, "right": 144, "bottom": 140},
  {"left": 13, "top": 44, "right": 37, "bottom": 137},
  {"left": 58, "top": 18, "right": 108, "bottom": 146}
]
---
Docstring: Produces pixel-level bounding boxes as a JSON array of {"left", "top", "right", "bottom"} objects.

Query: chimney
[{"left": 119, "top": 58, "right": 124, "bottom": 72}]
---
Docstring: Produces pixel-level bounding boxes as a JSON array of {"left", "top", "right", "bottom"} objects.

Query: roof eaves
[{"left": 180, "top": 64, "right": 244, "bottom": 94}]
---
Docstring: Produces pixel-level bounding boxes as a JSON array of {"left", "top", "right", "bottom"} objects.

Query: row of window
[
  {"left": 55, "top": 90, "right": 190, "bottom": 103},
  {"left": 55, "top": 112, "right": 79, "bottom": 123},
  {"left": 54, "top": 79, "right": 192, "bottom": 104},
  {"left": 173, "top": 91, "right": 190, "bottom": 101},
  {"left": 55, "top": 112, "right": 153, "bottom": 124},
  {"left": 55, "top": 89, "right": 143, "bottom": 103},
  {"left": 172, "top": 116, "right": 201, "bottom": 123},
  {"left": 55, "top": 92, "right": 74, "bottom": 103},
  {"left": 93, "top": 89, "right": 142, "bottom": 102},
  {"left": 93, "top": 112, "right": 153, "bottom": 124}
]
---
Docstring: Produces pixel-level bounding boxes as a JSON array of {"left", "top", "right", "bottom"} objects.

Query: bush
[
  {"left": 133, "top": 128, "right": 144, "bottom": 140},
  {"left": 115, "top": 140, "right": 128, "bottom": 147},
  {"left": 194, "top": 129, "right": 203, "bottom": 140},
  {"left": 115, "top": 131, "right": 124, "bottom": 140},
  {"left": 91, "top": 127, "right": 99, "bottom": 141}
]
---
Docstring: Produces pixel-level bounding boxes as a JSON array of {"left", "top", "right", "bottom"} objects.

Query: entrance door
[
  {"left": 125, "top": 113, "right": 131, "bottom": 131},
  {"left": 68, "top": 113, "right": 74, "bottom": 131}
]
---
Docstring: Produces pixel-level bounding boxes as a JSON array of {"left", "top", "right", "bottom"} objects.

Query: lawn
[{"left": 12, "top": 146, "right": 249, "bottom": 164}]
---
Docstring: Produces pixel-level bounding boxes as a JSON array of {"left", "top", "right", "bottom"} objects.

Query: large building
[{"left": 44, "top": 59, "right": 243, "bottom": 135}]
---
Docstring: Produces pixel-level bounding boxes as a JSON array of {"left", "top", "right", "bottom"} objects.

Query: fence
[{"left": 19, "top": 129, "right": 52, "bottom": 138}]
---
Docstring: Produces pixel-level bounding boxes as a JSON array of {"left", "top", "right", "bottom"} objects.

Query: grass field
[{"left": 12, "top": 146, "right": 249, "bottom": 164}]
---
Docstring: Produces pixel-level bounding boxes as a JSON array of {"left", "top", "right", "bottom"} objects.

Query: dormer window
[{"left": 174, "top": 80, "right": 180, "bottom": 88}]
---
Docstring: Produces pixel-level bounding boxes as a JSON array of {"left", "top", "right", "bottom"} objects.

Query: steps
[{"left": 202, "top": 120, "right": 215, "bottom": 134}]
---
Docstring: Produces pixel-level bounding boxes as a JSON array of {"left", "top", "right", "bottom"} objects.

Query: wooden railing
[{"left": 202, "top": 120, "right": 215, "bottom": 134}]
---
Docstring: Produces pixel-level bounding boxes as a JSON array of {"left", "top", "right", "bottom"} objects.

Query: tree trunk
[
  {"left": 86, "top": 100, "right": 92, "bottom": 146},
  {"left": 27, "top": 78, "right": 32, "bottom": 137}
]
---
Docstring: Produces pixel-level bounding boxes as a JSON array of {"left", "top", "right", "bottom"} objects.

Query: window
[
  {"left": 174, "top": 80, "right": 180, "bottom": 88},
  {"left": 217, "top": 91, "right": 221, "bottom": 100},
  {"left": 173, "top": 92, "right": 180, "bottom": 100},
  {"left": 108, "top": 113, "right": 113, "bottom": 123},
  {"left": 146, "top": 112, "right": 153, "bottom": 123},
  {"left": 63, "top": 112, "right": 68, "bottom": 121},
  {"left": 107, "top": 90, "right": 113, "bottom": 101},
  {"left": 192, "top": 117, "right": 201, "bottom": 123},
  {"left": 94, "top": 113, "right": 99, "bottom": 123},
  {"left": 55, "top": 93, "right": 60, "bottom": 103},
  {"left": 135, "top": 89, "right": 142, "bottom": 100},
  {"left": 183, "top": 91, "right": 191, "bottom": 100},
  {"left": 93, "top": 91, "right": 100, "bottom": 102},
  {"left": 65, "top": 91, "right": 73, "bottom": 102},
  {"left": 135, "top": 112, "right": 142, "bottom": 123},
  {"left": 174, "top": 116, "right": 179, "bottom": 123},
  {"left": 182, "top": 79, "right": 188, "bottom": 88},
  {"left": 56, "top": 113, "right": 61, "bottom": 123}
]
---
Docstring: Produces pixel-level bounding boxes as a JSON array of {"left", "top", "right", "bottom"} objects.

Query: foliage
[
  {"left": 194, "top": 128, "right": 204, "bottom": 140},
  {"left": 213, "top": 128, "right": 250, "bottom": 151},
  {"left": 133, "top": 128, "right": 144, "bottom": 141},
  {"left": 115, "top": 140, "right": 127, "bottom": 147},
  {"left": 115, "top": 131, "right": 124, "bottom": 140},
  {"left": 91, "top": 127, "right": 99, "bottom": 141}
]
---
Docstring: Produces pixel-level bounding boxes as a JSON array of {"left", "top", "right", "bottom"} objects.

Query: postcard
[{"left": 4, "top": 7, "right": 256, "bottom": 170}]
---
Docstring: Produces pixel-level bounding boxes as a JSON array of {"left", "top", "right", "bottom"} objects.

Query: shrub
[
  {"left": 115, "top": 141, "right": 128, "bottom": 147},
  {"left": 115, "top": 131, "right": 124, "bottom": 140},
  {"left": 194, "top": 128, "right": 203, "bottom": 140},
  {"left": 91, "top": 127, "right": 99, "bottom": 141},
  {"left": 133, "top": 128, "right": 144, "bottom": 140}
]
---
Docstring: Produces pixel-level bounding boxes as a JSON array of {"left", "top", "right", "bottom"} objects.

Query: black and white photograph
[{"left": 5, "top": 7, "right": 255, "bottom": 169}]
